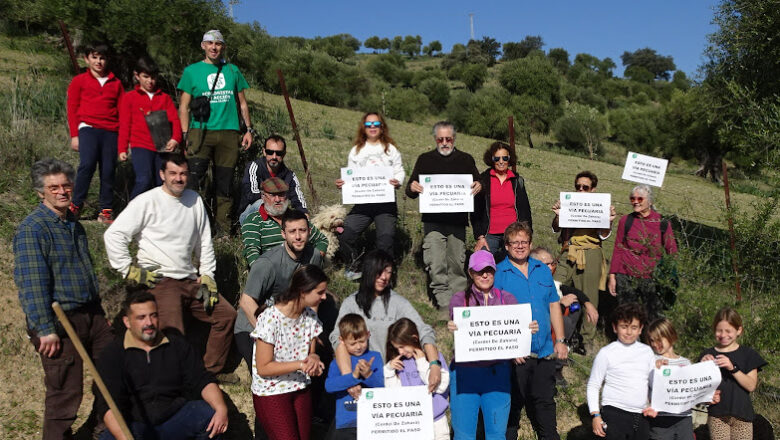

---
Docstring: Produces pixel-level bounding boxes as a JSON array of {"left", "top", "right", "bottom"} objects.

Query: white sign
[
  {"left": 558, "top": 192, "right": 611, "bottom": 229},
  {"left": 622, "top": 151, "right": 668, "bottom": 187},
  {"left": 341, "top": 167, "right": 396, "bottom": 204},
  {"left": 453, "top": 304, "right": 533, "bottom": 362},
  {"left": 418, "top": 174, "right": 474, "bottom": 213},
  {"left": 650, "top": 360, "right": 722, "bottom": 414},
  {"left": 357, "top": 386, "right": 433, "bottom": 440}
]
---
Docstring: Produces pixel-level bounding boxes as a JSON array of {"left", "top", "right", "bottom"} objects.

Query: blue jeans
[
  {"left": 99, "top": 400, "right": 219, "bottom": 440},
  {"left": 73, "top": 127, "right": 118, "bottom": 210},
  {"left": 130, "top": 147, "right": 163, "bottom": 199},
  {"left": 450, "top": 362, "right": 512, "bottom": 440}
]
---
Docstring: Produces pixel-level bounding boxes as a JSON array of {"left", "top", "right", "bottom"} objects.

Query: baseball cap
[
  {"left": 468, "top": 250, "right": 496, "bottom": 272},
  {"left": 202, "top": 30, "right": 225, "bottom": 43},
  {"left": 261, "top": 177, "right": 289, "bottom": 194}
]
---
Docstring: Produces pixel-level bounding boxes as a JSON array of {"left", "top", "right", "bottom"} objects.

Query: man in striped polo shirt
[{"left": 240, "top": 177, "right": 328, "bottom": 267}]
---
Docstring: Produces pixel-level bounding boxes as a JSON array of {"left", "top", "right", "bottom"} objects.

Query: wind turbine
[
  {"left": 469, "top": 13, "right": 475, "bottom": 40},
  {"left": 228, "top": 0, "right": 240, "bottom": 19}
]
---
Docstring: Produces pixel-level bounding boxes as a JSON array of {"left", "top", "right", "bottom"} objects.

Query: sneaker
[
  {"left": 69, "top": 203, "right": 80, "bottom": 218},
  {"left": 97, "top": 209, "right": 114, "bottom": 224},
  {"left": 216, "top": 372, "right": 241, "bottom": 385},
  {"left": 344, "top": 270, "right": 362, "bottom": 281}
]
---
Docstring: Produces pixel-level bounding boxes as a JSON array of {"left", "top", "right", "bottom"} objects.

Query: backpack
[{"left": 623, "top": 213, "right": 679, "bottom": 309}]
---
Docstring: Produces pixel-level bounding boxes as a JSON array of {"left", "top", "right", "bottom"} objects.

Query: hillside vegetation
[{"left": 0, "top": 32, "right": 777, "bottom": 439}]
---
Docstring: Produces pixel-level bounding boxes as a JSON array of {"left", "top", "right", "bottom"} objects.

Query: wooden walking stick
[{"left": 52, "top": 302, "right": 134, "bottom": 440}]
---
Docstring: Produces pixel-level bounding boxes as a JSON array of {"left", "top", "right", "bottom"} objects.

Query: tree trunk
[
  {"left": 694, "top": 153, "right": 723, "bottom": 183},
  {"left": 526, "top": 132, "right": 534, "bottom": 149}
]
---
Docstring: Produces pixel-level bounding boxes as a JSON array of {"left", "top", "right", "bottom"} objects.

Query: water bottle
[{"left": 569, "top": 302, "right": 580, "bottom": 313}]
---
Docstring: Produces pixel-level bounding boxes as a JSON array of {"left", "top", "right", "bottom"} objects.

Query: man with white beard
[
  {"left": 240, "top": 177, "right": 328, "bottom": 267},
  {"left": 406, "top": 121, "right": 482, "bottom": 318}
]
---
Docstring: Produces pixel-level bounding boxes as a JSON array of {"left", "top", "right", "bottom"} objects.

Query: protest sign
[
  {"left": 357, "top": 386, "right": 433, "bottom": 440},
  {"left": 650, "top": 360, "right": 722, "bottom": 414},
  {"left": 418, "top": 174, "right": 474, "bottom": 213},
  {"left": 453, "top": 304, "right": 533, "bottom": 362},
  {"left": 558, "top": 192, "right": 611, "bottom": 229},
  {"left": 341, "top": 167, "right": 395, "bottom": 204},
  {"left": 622, "top": 151, "right": 669, "bottom": 187}
]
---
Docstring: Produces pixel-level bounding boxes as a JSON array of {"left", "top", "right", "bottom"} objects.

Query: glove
[
  {"left": 197, "top": 274, "right": 219, "bottom": 313},
  {"left": 126, "top": 265, "right": 162, "bottom": 287}
]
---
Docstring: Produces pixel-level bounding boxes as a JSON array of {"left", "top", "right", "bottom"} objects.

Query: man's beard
[
  {"left": 266, "top": 199, "right": 290, "bottom": 217},
  {"left": 437, "top": 145, "right": 454, "bottom": 156},
  {"left": 140, "top": 325, "right": 158, "bottom": 342}
]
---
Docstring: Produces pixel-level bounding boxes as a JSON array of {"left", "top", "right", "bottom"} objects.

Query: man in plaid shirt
[{"left": 14, "top": 158, "right": 113, "bottom": 440}]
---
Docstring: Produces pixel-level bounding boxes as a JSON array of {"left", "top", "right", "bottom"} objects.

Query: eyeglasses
[
  {"left": 45, "top": 184, "right": 73, "bottom": 193},
  {"left": 492, "top": 156, "right": 510, "bottom": 163},
  {"left": 364, "top": 121, "right": 382, "bottom": 128},
  {"left": 630, "top": 196, "right": 645, "bottom": 203},
  {"left": 507, "top": 240, "right": 531, "bottom": 248},
  {"left": 436, "top": 137, "right": 454, "bottom": 144},
  {"left": 265, "top": 148, "right": 286, "bottom": 157},
  {"left": 575, "top": 184, "right": 591, "bottom": 191}
]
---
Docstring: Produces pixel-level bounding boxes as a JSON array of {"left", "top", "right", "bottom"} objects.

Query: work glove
[
  {"left": 126, "top": 265, "right": 162, "bottom": 287},
  {"left": 197, "top": 274, "right": 219, "bottom": 313}
]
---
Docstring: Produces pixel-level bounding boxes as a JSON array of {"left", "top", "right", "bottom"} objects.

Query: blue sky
[{"left": 229, "top": 0, "right": 720, "bottom": 78}]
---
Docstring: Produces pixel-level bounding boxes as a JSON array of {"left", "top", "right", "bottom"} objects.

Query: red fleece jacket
[
  {"left": 66, "top": 71, "right": 123, "bottom": 136},
  {"left": 118, "top": 85, "right": 183, "bottom": 154}
]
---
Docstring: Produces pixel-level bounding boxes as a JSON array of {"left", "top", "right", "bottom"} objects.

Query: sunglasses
[
  {"left": 364, "top": 121, "right": 382, "bottom": 128},
  {"left": 265, "top": 148, "right": 286, "bottom": 157},
  {"left": 630, "top": 196, "right": 645, "bottom": 203},
  {"left": 492, "top": 156, "right": 510, "bottom": 163},
  {"left": 436, "top": 137, "right": 454, "bottom": 144},
  {"left": 575, "top": 184, "right": 591, "bottom": 191}
]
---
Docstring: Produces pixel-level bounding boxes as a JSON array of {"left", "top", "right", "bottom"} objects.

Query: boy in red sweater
[
  {"left": 67, "top": 43, "right": 124, "bottom": 223},
  {"left": 118, "top": 56, "right": 183, "bottom": 199}
]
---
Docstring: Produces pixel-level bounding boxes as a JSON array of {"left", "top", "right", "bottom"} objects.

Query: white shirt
[
  {"left": 104, "top": 187, "right": 215, "bottom": 279},
  {"left": 587, "top": 340, "right": 656, "bottom": 414},
  {"left": 347, "top": 141, "right": 405, "bottom": 185}
]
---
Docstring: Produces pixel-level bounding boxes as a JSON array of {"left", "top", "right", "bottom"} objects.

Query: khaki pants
[
  {"left": 555, "top": 247, "right": 603, "bottom": 340},
  {"left": 186, "top": 128, "right": 241, "bottom": 234},
  {"left": 150, "top": 277, "right": 237, "bottom": 373},
  {"left": 29, "top": 305, "right": 113, "bottom": 440},
  {"left": 423, "top": 222, "right": 467, "bottom": 312}
]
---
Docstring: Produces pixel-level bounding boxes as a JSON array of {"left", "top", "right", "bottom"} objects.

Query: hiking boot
[
  {"left": 69, "top": 203, "right": 80, "bottom": 219},
  {"left": 216, "top": 372, "right": 241, "bottom": 385},
  {"left": 97, "top": 209, "right": 113, "bottom": 224}
]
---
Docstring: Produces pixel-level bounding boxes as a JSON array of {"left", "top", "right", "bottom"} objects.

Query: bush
[
  {"left": 499, "top": 57, "right": 561, "bottom": 105},
  {"left": 552, "top": 103, "right": 607, "bottom": 158},
  {"left": 446, "top": 87, "right": 512, "bottom": 140},
  {"left": 384, "top": 88, "right": 429, "bottom": 122},
  {"left": 416, "top": 78, "right": 450, "bottom": 112},
  {"left": 459, "top": 63, "right": 488, "bottom": 92},
  {"left": 608, "top": 105, "right": 663, "bottom": 154}
]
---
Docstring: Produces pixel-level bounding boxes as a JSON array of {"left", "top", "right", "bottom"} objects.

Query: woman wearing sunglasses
[
  {"left": 471, "top": 141, "right": 532, "bottom": 261},
  {"left": 335, "top": 113, "right": 404, "bottom": 280},
  {"left": 608, "top": 184, "right": 677, "bottom": 322},
  {"left": 551, "top": 171, "right": 615, "bottom": 352}
]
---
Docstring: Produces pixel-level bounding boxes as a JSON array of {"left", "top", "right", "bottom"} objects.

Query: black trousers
[
  {"left": 505, "top": 357, "right": 560, "bottom": 440},
  {"left": 602, "top": 405, "right": 650, "bottom": 440}
]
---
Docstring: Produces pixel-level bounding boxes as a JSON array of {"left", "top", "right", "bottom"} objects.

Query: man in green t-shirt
[{"left": 178, "top": 29, "right": 256, "bottom": 235}]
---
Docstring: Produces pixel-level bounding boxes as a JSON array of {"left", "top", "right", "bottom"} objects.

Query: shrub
[
  {"left": 384, "top": 88, "right": 429, "bottom": 122},
  {"left": 416, "top": 78, "right": 450, "bottom": 112},
  {"left": 608, "top": 105, "right": 663, "bottom": 154},
  {"left": 552, "top": 103, "right": 607, "bottom": 158}
]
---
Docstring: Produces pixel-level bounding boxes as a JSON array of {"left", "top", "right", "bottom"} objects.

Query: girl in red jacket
[{"left": 118, "top": 56, "right": 183, "bottom": 199}]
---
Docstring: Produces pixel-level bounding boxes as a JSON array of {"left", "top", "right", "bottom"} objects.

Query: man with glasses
[
  {"left": 239, "top": 134, "right": 308, "bottom": 224},
  {"left": 550, "top": 170, "right": 615, "bottom": 351},
  {"left": 14, "top": 158, "right": 114, "bottom": 439},
  {"left": 241, "top": 177, "right": 328, "bottom": 267},
  {"left": 494, "top": 222, "right": 567, "bottom": 440},
  {"left": 406, "top": 121, "right": 481, "bottom": 317},
  {"left": 178, "top": 29, "right": 256, "bottom": 236}
]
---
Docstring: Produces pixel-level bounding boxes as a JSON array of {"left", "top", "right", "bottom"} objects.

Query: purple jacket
[
  {"left": 449, "top": 286, "right": 519, "bottom": 367},
  {"left": 397, "top": 354, "right": 450, "bottom": 421}
]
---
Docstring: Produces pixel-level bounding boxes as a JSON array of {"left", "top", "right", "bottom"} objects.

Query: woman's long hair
[
  {"left": 385, "top": 318, "right": 422, "bottom": 361},
  {"left": 275, "top": 265, "right": 329, "bottom": 311},
  {"left": 355, "top": 249, "right": 394, "bottom": 318},
  {"left": 353, "top": 112, "right": 395, "bottom": 154}
]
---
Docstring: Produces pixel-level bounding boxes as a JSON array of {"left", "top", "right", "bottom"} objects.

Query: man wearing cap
[
  {"left": 104, "top": 153, "right": 237, "bottom": 381},
  {"left": 238, "top": 134, "right": 308, "bottom": 224},
  {"left": 240, "top": 176, "right": 328, "bottom": 267},
  {"left": 177, "top": 29, "right": 256, "bottom": 235}
]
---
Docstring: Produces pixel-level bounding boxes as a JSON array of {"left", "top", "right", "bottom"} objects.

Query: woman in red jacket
[{"left": 118, "top": 57, "right": 182, "bottom": 199}]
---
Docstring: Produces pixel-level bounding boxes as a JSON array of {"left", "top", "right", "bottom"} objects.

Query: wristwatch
[
  {"left": 555, "top": 338, "right": 566, "bottom": 344},
  {"left": 729, "top": 363, "right": 739, "bottom": 374},
  {"left": 429, "top": 360, "right": 442, "bottom": 367},
  {"left": 247, "top": 127, "right": 258, "bottom": 137}
]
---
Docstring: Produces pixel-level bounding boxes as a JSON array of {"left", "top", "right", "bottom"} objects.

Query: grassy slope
[{"left": 0, "top": 39, "right": 775, "bottom": 439}]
